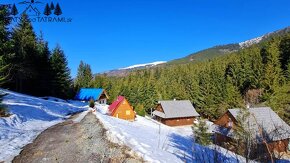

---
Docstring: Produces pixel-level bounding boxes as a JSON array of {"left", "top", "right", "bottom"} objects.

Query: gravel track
[{"left": 13, "top": 112, "right": 142, "bottom": 163}]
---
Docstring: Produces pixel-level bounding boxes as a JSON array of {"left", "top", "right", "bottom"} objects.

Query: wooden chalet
[
  {"left": 75, "top": 88, "right": 109, "bottom": 104},
  {"left": 214, "top": 107, "right": 290, "bottom": 156},
  {"left": 108, "top": 96, "right": 135, "bottom": 121},
  {"left": 152, "top": 100, "right": 200, "bottom": 126}
]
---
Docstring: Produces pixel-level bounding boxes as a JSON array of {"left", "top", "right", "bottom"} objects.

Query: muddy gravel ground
[{"left": 13, "top": 112, "right": 143, "bottom": 163}]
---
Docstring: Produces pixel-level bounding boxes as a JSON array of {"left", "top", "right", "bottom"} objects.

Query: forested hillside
[
  {"left": 168, "top": 44, "right": 240, "bottom": 65},
  {"left": 169, "top": 27, "right": 290, "bottom": 65},
  {"left": 93, "top": 33, "right": 290, "bottom": 124}
]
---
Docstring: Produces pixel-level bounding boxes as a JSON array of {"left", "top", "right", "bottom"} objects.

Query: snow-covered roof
[
  {"left": 153, "top": 100, "right": 200, "bottom": 118},
  {"left": 216, "top": 107, "right": 290, "bottom": 142}
]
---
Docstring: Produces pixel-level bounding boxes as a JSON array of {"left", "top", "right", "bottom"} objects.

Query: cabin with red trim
[{"left": 108, "top": 96, "right": 135, "bottom": 121}]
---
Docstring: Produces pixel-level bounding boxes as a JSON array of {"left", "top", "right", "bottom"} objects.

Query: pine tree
[
  {"left": 192, "top": 118, "right": 211, "bottom": 145},
  {"left": 0, "top": 6, "right": 11, "bottom": 86},
  {"left": 234, "top": 108, "right": 255, "bottom": 161},
  {"left": 50, "top": 45, "right": 72, "bottom": 99},
  {"left": 0, "top": 7, "right": 11, "bottom": 117},
  {"left": 268, "top": 82, "right": 290, "bottom": 124},
  {"left": 11, "top": 4, "right": 18, "bottom": 16},
  {"left": 0, "top": 56, "right": 9, "bottom": 86},
  {"left": 10, "top": 14, "right": 38, "bottom": 93},
  {"left": 50, "top": 2, "right": 55, "bottom": 10},
  {"left": 74, "top": 61, "right": 93, "bottom": 90},
  {"left": 279, "top": 34, "right": 290, "bottom": 71},
  {"left": 286, "top": 60, "right": 290, "bottom": 81},
  {"left": 261, "top": 40, "right": 285, "bottom": 100},
  {"left": 44, "top": 3, "right": 51, "bottom": 16},
  {"left": 54, "top": 3, "right": 62, "bottom": 16},
  {"left": 224, "top": 80, "right": 244, "bottom": 110},
  {"left": 35, "top": 35, "right": 53, "bottom": 96}
]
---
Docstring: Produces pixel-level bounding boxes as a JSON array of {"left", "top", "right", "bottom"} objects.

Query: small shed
[
  {"left": 108, "top": 96, "right": 135, "bottom": 121},
  {"left": 214, "top": 107, "right": 290, "bottom": 154},
  {"left": 152, "top": 100, "right": 200, "bottom": 126},
  {"left": 75, "top": 88, "right": 109, "bottom": 104}
]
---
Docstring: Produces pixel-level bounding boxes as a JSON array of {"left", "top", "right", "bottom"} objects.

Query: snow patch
[
  {"left": 73, "top": 108, "right": 91, "bottom": 123},
  {"left": 119, "top": 61, "right": 166, "bottom": 70},
  {"left": 239, "top": 36, "right": 264, "bottom": 48}
]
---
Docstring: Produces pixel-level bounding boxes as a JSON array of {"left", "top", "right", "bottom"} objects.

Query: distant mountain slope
[
  {"left": 98, "top": 61, "right": 166, "bottom": 77},
  {"left": 168, "top": 44, "right": 240, "bottom": 65},
  {"left": 169, "top": 26, "right": 290, "bottom": 65}
]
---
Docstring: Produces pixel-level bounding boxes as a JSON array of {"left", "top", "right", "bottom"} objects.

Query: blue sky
[{"left": 3, "top": 0, "right": 290, "bottom": 77}]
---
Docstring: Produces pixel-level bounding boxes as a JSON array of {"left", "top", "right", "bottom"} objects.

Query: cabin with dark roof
[
  {"left": 108, "top": 96, "right": 135, "bottom": 121},
  {"left": 214, "top": 107, "right": 290, "bottom": 157},
  {"left": 75, "top": 88, "right": 109, "bottom": 104},
  {"left": 152, "top": 100, "right": 200, "bottom": 126}
]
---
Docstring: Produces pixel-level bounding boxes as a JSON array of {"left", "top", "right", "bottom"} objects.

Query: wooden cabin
[
  {"left": 75, "top": 88, "right": 109, "bottom": 104},
  {"left": 108, "top": 96, "right": 135, "bottom": 121},
  {"left": 152, "top": 100, "right": 200, "bottom": 126},
  {"left": 214, "top": 107, "right": 290, "bottom": 156}
]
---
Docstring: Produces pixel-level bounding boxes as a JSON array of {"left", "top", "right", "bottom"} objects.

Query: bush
[
  {"left": 135, "top": 103, "right": 145, "bottom": 116},
  {"left": 89, "top": 99, "right": 95, "bottom": 108},
  {"left": 0, "top": 107, "right": 6, "bottom": 117},
  {"left": 0, "top": 93, "right": 8, "bottom": 117}
]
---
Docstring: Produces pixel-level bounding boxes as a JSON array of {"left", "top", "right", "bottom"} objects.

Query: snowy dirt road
[{"left": 12, "top": 112, "right": 142, "bottom": 163}]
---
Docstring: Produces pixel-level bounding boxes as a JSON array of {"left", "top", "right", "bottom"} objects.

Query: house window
[
  {"left": 228, "top": 118, "right": 233, "bottom": 128},
  {"left": 187, "top": 119, "right": 190, "bottom": 121},
  {"left": 126, "top": 110, "right": 130, "bottom": 115},
  {"left": 177, "top": 119, "right": 180, "bottom": 122}
]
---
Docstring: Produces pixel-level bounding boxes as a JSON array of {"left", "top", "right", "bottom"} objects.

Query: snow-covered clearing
[
  {"left": 95, "top": 104, "right": 247, "bottom": 163},
  {"left": 0, "top": 89, "right": 87, "bottom": 162}
]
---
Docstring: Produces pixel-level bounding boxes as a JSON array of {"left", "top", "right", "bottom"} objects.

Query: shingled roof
[
  {"left": 215, "top": 107, "right": 290, "bottom": 142},
  {"left": 108, "top": 96, "right": 125, "bottom": 115},
  {"left": 153, "top": 100, "right": 200, "bottom": 119},
  {"left": 74, "top": 88, "right": 107, "bottom": 101}
]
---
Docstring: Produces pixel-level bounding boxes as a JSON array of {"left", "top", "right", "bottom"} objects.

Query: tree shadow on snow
[{"left": 168, "top": 133, "right": 241, "bottom": 163}]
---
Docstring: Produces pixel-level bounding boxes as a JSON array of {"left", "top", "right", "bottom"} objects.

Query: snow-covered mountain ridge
[
  {"left": 239, "top": 35, "right": 264, "bottom": 48},
  {"left": 97, "top": 61, "right": 166, "bottom": 77},
  {"left": 119, "top": 61, "right": 166, "bottom": 70},
  {"left": 239, "top": 26, "right": 290, "bottom": 48}
]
